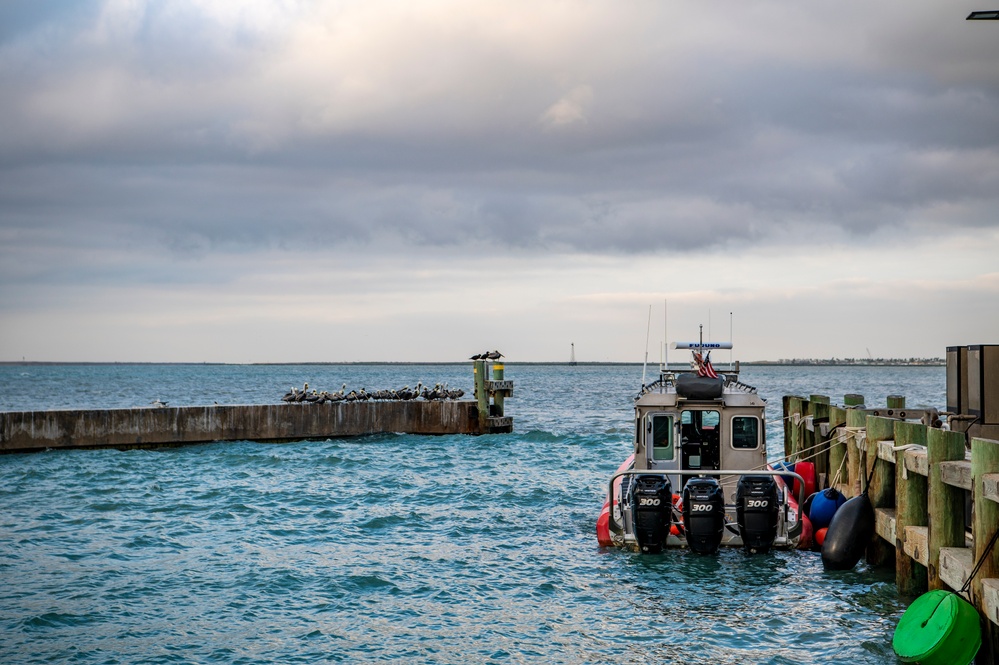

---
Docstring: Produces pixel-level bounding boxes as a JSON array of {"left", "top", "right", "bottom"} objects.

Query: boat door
[
  {"left": 643, "top": 411, "right": 680, "bottom": 491},
  {"left": 679, "top": 408, "right": 721, "bottom": 481}
]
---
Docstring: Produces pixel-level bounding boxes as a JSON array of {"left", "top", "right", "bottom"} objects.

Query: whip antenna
[{"left": 641, "top": 305, "right": 652, "bottom": 386}]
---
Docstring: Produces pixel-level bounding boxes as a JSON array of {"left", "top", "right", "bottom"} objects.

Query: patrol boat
[{"left": 597, "top": 337, "right": 804, "bottom": 554}]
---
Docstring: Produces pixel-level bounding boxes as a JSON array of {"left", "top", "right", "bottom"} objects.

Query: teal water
[{"left": 0, "top": 364, "right": 944, "bottom": 664}]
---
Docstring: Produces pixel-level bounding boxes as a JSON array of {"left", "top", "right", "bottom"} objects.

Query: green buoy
[{"left": 892, "top": 590, "right": 980, "bottom": 665}]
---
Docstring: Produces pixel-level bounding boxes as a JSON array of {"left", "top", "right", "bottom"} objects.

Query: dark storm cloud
[{"left": 1, "top": 0, "right": 998, "bottom": 277}]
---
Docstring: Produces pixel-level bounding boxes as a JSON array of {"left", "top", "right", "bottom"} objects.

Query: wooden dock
[{"left": 784, "top": 393, "right": 999, "bottom": 662}]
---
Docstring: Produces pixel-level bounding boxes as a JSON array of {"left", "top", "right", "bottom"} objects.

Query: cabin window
[
  {"left": 680, "top": 410, "right": 719, "bottom": 442},
  {"left": 731, "top": 416, "right": 760, "bottom": 449},
  {"left": 647, "top": 414, "right": 674, "bottom": 461}
]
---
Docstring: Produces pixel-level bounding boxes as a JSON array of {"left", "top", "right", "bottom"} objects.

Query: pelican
[{"left": 486, "top": 350, "right": 504, "bottom": 360}]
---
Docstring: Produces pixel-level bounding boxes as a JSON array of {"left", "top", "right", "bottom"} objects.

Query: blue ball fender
[{"left": 809, "top": 487, "right": 846, "bottom": 530}]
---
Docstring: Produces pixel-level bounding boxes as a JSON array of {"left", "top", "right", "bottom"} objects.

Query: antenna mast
[
  {"left": 664, "top": 299, "right": 669, "bottom": 372},
  {"left": 641, "top": 305, "right": 652, "bottom": 386},
  {"left": 729, "top": 311, "right": 734, "bottom": 369}
]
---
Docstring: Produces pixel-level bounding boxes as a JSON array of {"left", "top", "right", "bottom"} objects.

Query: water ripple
[{"left": 0, "top": 364, "right": 934, "bottom": 664}]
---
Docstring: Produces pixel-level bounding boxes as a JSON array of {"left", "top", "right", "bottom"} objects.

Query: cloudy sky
[{"left": 1, "top": 1, "right": 997, "bottom": 363}]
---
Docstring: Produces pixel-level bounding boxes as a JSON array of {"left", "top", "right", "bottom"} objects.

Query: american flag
[{"left": 693, "top": 351, "right": 719, "bottom": 379}]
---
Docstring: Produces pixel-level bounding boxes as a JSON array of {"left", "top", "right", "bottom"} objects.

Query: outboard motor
[
  {"left": 736, "top": 475, "right": 779, "bottom": 554},
  {"left": 682, "top": 477, "right": 725, "bottom": 555},
  {"left": 630, "top": 475, "right": 673, "bottom": 554}
]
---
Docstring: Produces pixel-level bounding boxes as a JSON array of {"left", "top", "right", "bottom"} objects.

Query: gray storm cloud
[
  {"left": 0, "top": 1, "right": 997, "bottom": 362},
  {"left": 2, "top": 2, "right": 997, "bottom": 260}
]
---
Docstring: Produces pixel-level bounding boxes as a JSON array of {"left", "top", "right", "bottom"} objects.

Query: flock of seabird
[
  {"left": 469, "top": 350, "right": 504, "bottom": 360},
  {"left": 281, "top": 382, "right": 465, "bottom": 404}
]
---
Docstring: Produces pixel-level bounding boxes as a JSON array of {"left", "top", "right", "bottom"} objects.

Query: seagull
[{"left": 150, "top": 399, "right": 168, "bottom": 408}]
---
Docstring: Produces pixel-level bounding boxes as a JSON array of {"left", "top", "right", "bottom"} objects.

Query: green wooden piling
[
  {"left": 866, "top": 415, "right": 897, "bottom": 567},
  {"left": 846, "top": 408, "right": 866, "bottom": 497},
  {"left": 782, "top": 395, "right": 794, "bottom": 459},
  {"left": 473, "top": 360, "right": 489, "bottom": 432},
  {"left": 844, "top": 393, "right": 865, "bottom": 407},
  {"left": 895, "top": 421, "right": 928, "bottom": 596},
  {"left": 927, "top": 428, "right": 968, "bottom": 591},
  {"left": 828, "top": 406, "right": 848, "bottom": 494},
  {"left": 887, "top": 394, "right": 906, "bottom": 410},
  {"left": 492, "top": 362, "right": 505, "bottom": 417},
  {"left": 812, "top": 398, "right": 831, "bottom": 487},
  {"left": 972, "top": 437, "right": 999, "bottom": 661},
  {"left": 800, "top": 398, "right": 816, "bottom": 468},
  {"left": 786, "top": 396, "right": 804, "bottom": 459}
]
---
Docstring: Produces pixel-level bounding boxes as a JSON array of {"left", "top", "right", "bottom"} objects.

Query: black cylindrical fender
[{"left": 821, "top": 493, "right": 875, "bottom": 571}]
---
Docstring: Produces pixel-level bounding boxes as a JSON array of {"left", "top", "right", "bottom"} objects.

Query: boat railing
[
  {"left": 636, "top": 372, "right": 675, "bottom": 399},
  {"left": 723, "top": 376, "right": 758, "bottom": 393},
  {"left": 606, "top": 469, "right": 806, "bottom": 535}
]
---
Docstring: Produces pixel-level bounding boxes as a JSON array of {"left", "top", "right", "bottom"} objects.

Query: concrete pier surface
[{"left": 1, "top": 401, "right": 513, "bottom": 453}]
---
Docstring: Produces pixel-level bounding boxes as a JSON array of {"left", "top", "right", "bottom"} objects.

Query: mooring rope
[{"left": 959, "top": 527, "right": 999, "bottom": 601}]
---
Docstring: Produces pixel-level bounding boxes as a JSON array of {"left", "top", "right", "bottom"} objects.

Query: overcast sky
[{"left": 1, "top": 0, "right": 997, "bottom": 363}]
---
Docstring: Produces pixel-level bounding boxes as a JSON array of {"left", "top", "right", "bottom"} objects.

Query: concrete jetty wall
[{"left": 0, "top": 401, "right": 503, "bottom": 453}]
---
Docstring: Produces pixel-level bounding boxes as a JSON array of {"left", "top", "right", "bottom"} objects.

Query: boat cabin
[{"left": 632, "top": 372, "right": 767, "bottom": 503}]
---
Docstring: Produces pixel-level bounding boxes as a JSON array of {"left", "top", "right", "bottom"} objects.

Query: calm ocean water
[{"left": 0, "top": 363, "right": 945, "bottom": 664}]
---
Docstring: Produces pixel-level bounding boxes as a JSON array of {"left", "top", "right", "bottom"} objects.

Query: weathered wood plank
[
  {"left": 878, "top": 439, "right": 897, "bottom": 464},
  {"left": 984, "top": 579, "right": 999, "bottom": 627},
  {"left": 939, "top": 547, "right": 973, "bottom": 593},
  {"left": 940, "top": 460, "right": 973, "bottom": 491},
  {"left": 903, "top": 525, "right": 929, "bottom": 566},
  {"left": 903, "top": 446, "right": 928, "bottom": 478},
  {"left": 985, "top": 473, "right": 999, "bottom": 504},
  {"left": 875, "top": 507, "right": 897, "bottom": 545}
]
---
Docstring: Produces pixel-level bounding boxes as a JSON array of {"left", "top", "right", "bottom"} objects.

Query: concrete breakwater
[{"left": 0, "top": 401, "right": 513, "bottom": 454}]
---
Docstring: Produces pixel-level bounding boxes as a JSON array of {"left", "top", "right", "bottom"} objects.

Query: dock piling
[{"left": 784, "top": 386, "right": 999, "bottom": 658}]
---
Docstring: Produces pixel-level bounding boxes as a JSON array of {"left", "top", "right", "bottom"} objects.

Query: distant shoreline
[{"left": 0, "top": 360, "right": 946, "bottom": 367}]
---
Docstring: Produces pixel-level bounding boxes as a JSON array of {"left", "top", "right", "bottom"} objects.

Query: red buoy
[
  {"left": 815, "top": 527, "right": 828, "bottom": 547},
  {"left": 795, "top": 461, "right": 817, "bottom": 499}
]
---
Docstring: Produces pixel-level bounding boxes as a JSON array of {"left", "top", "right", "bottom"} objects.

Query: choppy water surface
[{"left": 0, "top": 364, "right": 944, "bottom": 663}]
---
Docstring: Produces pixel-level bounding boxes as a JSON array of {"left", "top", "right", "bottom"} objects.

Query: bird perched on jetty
[
  {"left": 150, "top": 399, "right": 169, "bottom": 408},
  {"left": 486, "top": 350, "right": 503, "bottom": 360},
  {"left": 277, "top": 380, "right": 462, "bottom": 403}
]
